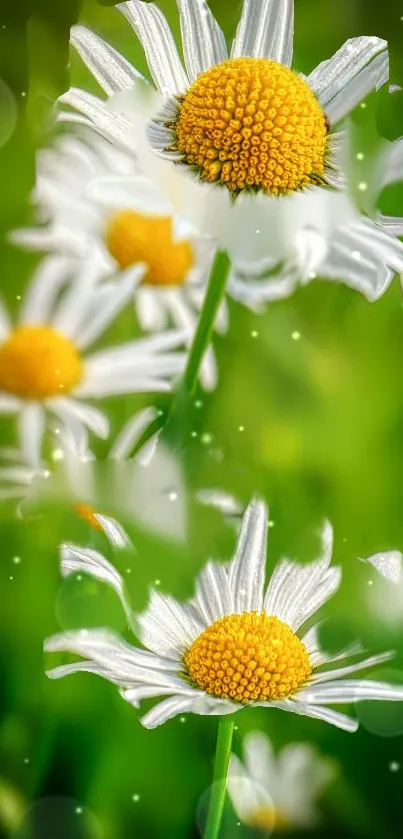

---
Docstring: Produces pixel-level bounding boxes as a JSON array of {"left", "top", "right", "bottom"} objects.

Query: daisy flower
[
  {"left": 13, "top": 131, "right": 225, "bottom": 389},
  {"left": 228, "top": 730, "right": 335, "bottom": 831},
  {"left": 0, "top": 256, "right": 186, "bottom": 466},
  {"left": 0, "top": 407, "right": 241, "bottom": 545},
  {"left": 45, "top": 499, "right": 403, "bottom": 729},
  {"left": 58, "top": 1, "right": 403, "bottom": 304}
]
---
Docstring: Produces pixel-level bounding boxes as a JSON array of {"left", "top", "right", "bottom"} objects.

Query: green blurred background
[{"left": 1, "top": 0, "right": 403, "bottom": 836}]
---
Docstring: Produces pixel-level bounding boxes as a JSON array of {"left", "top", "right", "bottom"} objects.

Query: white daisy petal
[
  {"left": 0, "top": 298, "right": 12, "bottom": 339},
  {"left": 310, "top": 651, "right": 394, "bottom": 684},
  {"left": 48, "top": 397, "right": 110, "bottom": 440},
  {"left": 18, "top": 255, "right": 72, "bottom": 326},
  {"left": 46, "top": 660, "right": 133, "bottom": 685},
  {"left": 135, "top": 287, "right": 168, "bottom": 332},
  {"left": 89, "top": 174, "right": 172, "bottom": 216},
  {"left": 308, "top": 36, "right": 389, "bottom": 123},
  {"left": 264, "top": 521, "right": 337, "bottom": 630},
  {"left": 122, "top": 678, "right": 197, "bottom": 707},
  {"left": 193, "top": 560, "right": 234, "bottom": 626},
  {"left": 377, "top": 214, "right": 403, "bottom": 236},
  {"left": 231, "top": 0, "right": 294, "bottom": 66},
  {"left": 74, "top": 269, "right": 143, "bottom": 350},
  {"left": 228, "top": 499, "right": 268, "bottom": 613},
  {"left": 70, "top": 24, "right": 145, "bottom": 95},
  {"left": 0, "top": 395, "right": 23, "bottom": 413},
  {"left": 264, "top": 698, "right": 359, "bottom": 732},
  {"left": 297, "top": 680, "right": 403, "bottom": 704},
  {"left": 93, "top": 514, "right": 132, "bottom": 549},
  {"left": 138, "top": 589, "right": 204, "bottom": 659},
  {"left": 117, "top": 0, "right": 188, "bottom": 96},
  {"left": 61, "top": 542, "right": 132, "bottom": 611},
  {"left": 176, "top": 0, "right": 227, "bottom": 82},
  {"left": 59, "top": 88, "right": 134, "bottom": 151},
  {"left": 362, "top": 550, "right": 403, "bottom": 584},
  {"left": 228, "top": 758, "right": 271, "bottom": 822},
  {"left": 109, "top": 407, "right": 159, "bottom": 459},
  {"left": 243, "top": 730, "right": 277, "bottom": 790},
  {"left": 51, "top": 265, "right": 102, "bottom": 338},
  {"left": 45, "top": 628, "right": 178, "bottom": 678},
  {"left": 18, "top": 403, "right": 45, "bottom": 467},
  {"left": 139, "top": 695, "right": 202, "bottom": 728}
]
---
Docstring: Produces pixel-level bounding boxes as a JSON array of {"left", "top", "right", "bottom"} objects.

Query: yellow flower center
[
  {"left": 0, "top": 326, "right": 83, "bottom": 399},
  {"left": 249, "top": 806, "right": 289, "bottom": 832},
  {"left": 106, "top": 211, "right": 194, "bottom": 285},
  {"left": 184, "top": 611, "right": 311, "bottom": 703},
  {"left": 172, "top": 57, "right": 328, "bottom": 196},
  {"left": 73, "top": 503, "right": 103, "bottom": 531}
]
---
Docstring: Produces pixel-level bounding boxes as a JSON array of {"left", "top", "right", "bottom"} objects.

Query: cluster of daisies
[{"left": 2, "top": 0, "right": 403, "bottom": 832}]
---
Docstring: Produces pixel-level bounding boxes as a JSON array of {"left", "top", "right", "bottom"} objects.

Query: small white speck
[
  {"left": 75, "top": 807, "right": 83, "bottom": 815},
  {"left": 352, "top": 250, "right": 361, "bottom": 260},
  {"left": 342, "top": 537, "right": 347, "bottom": 543},
  {"left": 238, "top": 425, "right": 245, "bottom": 432},
  {"left": 21, "top": 91, "right": 26, "bottom": 98},
  {"left": 268, "top": 520, "right": 275, "bottom": 528},
  {"left": 12, "top": 556, "right": 21, "bottom": 565},
  {"left": 291, "top": 331, "right": 301, "bottom": 341},
  {"left": 194, "top": 400, "right": 203, "bottom": 408},
  {"left": 358, "top": 182, "right": 368, "bottom": 192},
  {"left": 308, "top": 271, "right": 316, "bottom": 279},
  {"left": 201, "top": 433, "right": 212, "bottom": 445},
  {"left": 80, "top": 629, "right": 88, "bottom": 637},
  {"left": 168, "top": 490, "right": 178, "bottom": 501},
  {"left": 191, "top": 431, "right": 198, "bottom": 438},
  {"left": 179, "top": 716, "right": 186, "bottom": 723},
  {"left": 255, "top": 229, "right": 260, "bottom": 234},
  {"left": 126, "top": 568, "right": 132, "bottom": 574},
  {"left": 132, "top": 794, "right": 140, "bottom": 803},
  {"left": 356, "top": 152, "right": 365, "bottom": 161},
  {"left": 251, "top": 330, "right": 259, "bottom": 338},
  {"left": 368, "top": 579, "right": 374, "bottom": 586},
  {"left": 54, "top": 428, "right": 60, "bottom": 435},
  {"left": 52, "top": 449, "right": 64, "bottom": 461},
  {"left": 234, "top": 725, "right": 239, "bottom": 731},
  {"left": 389, "top": 761, "right": 400, "bottom": 772},
  {"left": 360, "top": 102, "right": 367, "bottom": 109},
  {"left": 157, "top": 410, "right": 164, "bottom": 416},
  {"left": 24, "top": 758, "right": 30, "bottom": 764},
  {"left": 9, "top": 576, "right": 13, "bottom": 581},
  {"left": 16, "top": 295, "right": 21, "bottom": 301},
  {"left": 237, "top": 822, "right": 241, "bottom": 827},
  {"left": 76, "top": 574, "right": 82, "bottom": 582},
  {"left": 43, "top": 470, "right": 50, "bottom": 478},
  {"left": 154, "top": 579, "right": 161, "bottom": 587}
]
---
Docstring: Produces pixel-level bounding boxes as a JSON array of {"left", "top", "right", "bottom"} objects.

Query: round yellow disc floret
[
  {"left": 106, "top": 210, "right": 194, "bottom": 285},
  {"left": 173, "top": 57, "right": 329, "bottom": 195},
  {"left": 184, "top": 611, "right": 312, "bottom": 703},
  {"left": 0, "top": 326, "right": 83, "bottom": 399},
  {"left": 73, "top": 503, "right": 103, "bottom": 531}
]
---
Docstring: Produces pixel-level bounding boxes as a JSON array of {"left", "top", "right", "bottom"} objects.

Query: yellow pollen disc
[
  {"left": 0, "top": 326, "right": 83, "bottom": 399},
  {"left": 173, "top": 57, "right": 328, "bottom": 195},
  {"left": 74, "top": 503, "right": 103, "bottom": 531},
  {"left": 184, "top": 612, "right": 312, "bottom": 703},
  {"left": 106, "top": 210, "right": 194, "bottom": 285}
]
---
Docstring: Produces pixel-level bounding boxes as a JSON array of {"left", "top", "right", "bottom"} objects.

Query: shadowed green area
[{"left": 1, "top": 1, "right": 403, "bottom": 837}]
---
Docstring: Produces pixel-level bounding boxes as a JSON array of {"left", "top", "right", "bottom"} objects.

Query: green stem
[
  {"left": 182, "top": 250, "right": 230, "bottom": 397},
  {"left": 203, "top": 717, "right": 235, "bottom": 839}
]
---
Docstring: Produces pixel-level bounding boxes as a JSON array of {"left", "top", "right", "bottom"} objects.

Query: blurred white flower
[
  {"left": 0, "top": 408, "right": 241, "bottom": 546},
  {"left": 228, "top": 730, "right": 335, "bottom": 830},
  {"left": 45, "top": 500, "right": 403, "bottom": 729},
  {"left": 56, "top": 1, "right": 403, "bottom": 305},
  {"left": 12, "top": 132, "right": 225, "bottom": 390},
  {"left": 0, "top": 257, "right": 186, "bottom": 465}
]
